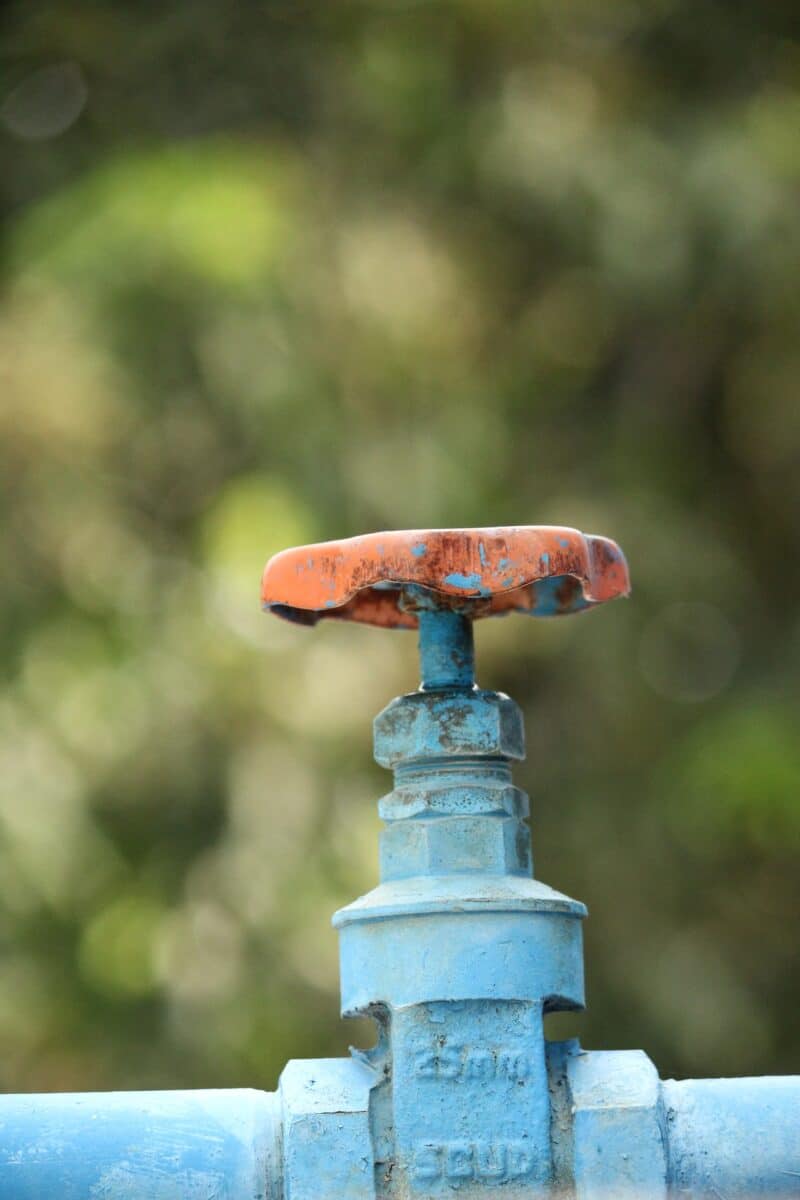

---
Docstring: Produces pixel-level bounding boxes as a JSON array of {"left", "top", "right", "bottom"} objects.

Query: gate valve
[
  {"left": 0, "top": 526, "right": 797, "bottom": 1200},
  {"left": 263, "top": 527, "right": 627, "bottom": 1197},
  {"left": 259, "top": 526, "right": 798, "bottom": 1200}
]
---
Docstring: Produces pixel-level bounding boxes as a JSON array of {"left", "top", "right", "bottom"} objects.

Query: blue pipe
[
  {"left": 664, "top": 1076, "right": 800, "bottom": 1197},
  {"left": 0, "top": 1088, "right": 280, "bottom": 1199}
]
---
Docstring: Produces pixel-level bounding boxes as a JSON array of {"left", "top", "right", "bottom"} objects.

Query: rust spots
[{"left": 261, "top": 527, "right": 631, "bottom": 629}]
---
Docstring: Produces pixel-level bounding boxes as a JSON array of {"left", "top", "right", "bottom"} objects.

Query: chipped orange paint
[{"left": 261, "top": 527, "right": 630, "bottom": 628}]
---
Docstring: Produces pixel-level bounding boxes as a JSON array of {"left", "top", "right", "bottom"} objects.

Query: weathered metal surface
[
  {"left": 333, "top": 648, "right": 586, "bottom": 1200},
  {"left": 663, "top": 1076, "right": 800, "bottom": 1198},
  {"left": 564, "top": 1047, "right": 668, "bottom": 1200},
  {"left": 281, "top": 1057, "right": 377, "bottom": 1200},
  {"left": 0, "top": 1088, "right": 280, "bottom": 1199},
  {"left": 417, "top": 609, "right": 475, "bottom": 689},
  {"left": 1, "top": 525, "right": 797, "bottom": 1200},
  {"left": 260, "top": 526, "right": 630, "bottom": 627},
  {"left": 373, "top": 687, "right": 524, "bottom": 768}
]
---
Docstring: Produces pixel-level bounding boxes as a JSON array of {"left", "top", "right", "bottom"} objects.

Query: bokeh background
[{"left": 1, "top": 0, "right": 799, "bottom": 1096}]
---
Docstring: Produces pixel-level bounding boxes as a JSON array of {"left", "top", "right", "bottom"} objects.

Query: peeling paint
[{"left": 260, "top": 527, "right": 631, "bottom": 628}]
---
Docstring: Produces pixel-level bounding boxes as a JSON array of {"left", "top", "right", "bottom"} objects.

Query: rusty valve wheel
[{"left": 261, "top": 526, "right": 630, "bottom": 629}]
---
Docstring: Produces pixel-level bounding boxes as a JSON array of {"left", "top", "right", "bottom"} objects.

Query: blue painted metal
[
  {"left": 0, "top": 1089, "right": 280, "bottom": 1198},
  {"left": 0, "top": 556, "right": 798, "bottom": 1198},
  {"left": 664, "top": 1077, "right": 800, "bottom": 1198},
  {"left": 417, "top": 609, "right": 475, "bottom": 689}
]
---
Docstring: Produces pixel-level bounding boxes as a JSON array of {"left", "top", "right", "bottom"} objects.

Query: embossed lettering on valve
[
  {"left": 412, "top": 1043, "right": 533, "bottom": 1083},
  {"left": 412, "top": 1140, "right": 535, "bottom": 1183},
  {"left": 407, "top": 1041, "right": 536, "bottom": 1184},
  {"left": 391, "top": 1003, "right": 548, "bottom": 1194}
]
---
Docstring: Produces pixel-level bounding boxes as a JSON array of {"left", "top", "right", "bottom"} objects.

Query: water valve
[
  {"left": 259, "top": 526, "right": 798, "bottom": 1200},
  {"left": 0, "top": 525, "right": 796, "bottom": 1200},
  {"left": 260, "top": 527, "right": 636, "bottom": 1200}
]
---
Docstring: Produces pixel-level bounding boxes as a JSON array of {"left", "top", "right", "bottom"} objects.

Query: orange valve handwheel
[{"left": 261, "top": 526, "right": 630, "bottom": 629}]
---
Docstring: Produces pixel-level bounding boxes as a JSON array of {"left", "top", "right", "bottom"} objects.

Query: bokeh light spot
[
  {"left": 1, "top": 63, "right": 87, "bottom": 141},
  {"left": 639, "top": 602, "right": 739, "bottom": 703},
  {"left": 79, "top": 895, "right": 166, "bottom": 998},
  {"left": 202, "top": 474, "right": 316, "bottom": 608}
]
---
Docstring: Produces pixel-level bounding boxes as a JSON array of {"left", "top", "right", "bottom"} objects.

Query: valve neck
[{"left": 417, "top": 609, "right": 475, "bottom": 690}]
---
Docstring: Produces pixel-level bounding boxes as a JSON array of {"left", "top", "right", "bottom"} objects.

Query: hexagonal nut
[
  {"left": 565, "top": 1049, "right": 667, "bottom": 1199},
  {"left": 373, "top": 690, "right": 524, "bottom": 768},
  {"left": 378, "top": 780, "right": 529, "bottom": 821},
  {"left": 380, "top": 813, "right": 531, "bottom": 879},
  {"left": 280, "top": 1057, "right": 378, "bottom": 1200}
]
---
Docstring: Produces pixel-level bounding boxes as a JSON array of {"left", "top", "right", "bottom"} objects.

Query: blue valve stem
[{"left": 418, "top": 609, "right": 475, "bottom": 690}]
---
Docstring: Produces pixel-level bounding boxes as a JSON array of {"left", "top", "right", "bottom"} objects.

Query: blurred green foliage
[{"left": 1, "top": 0, "right": 799, "bottom": 1095}]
